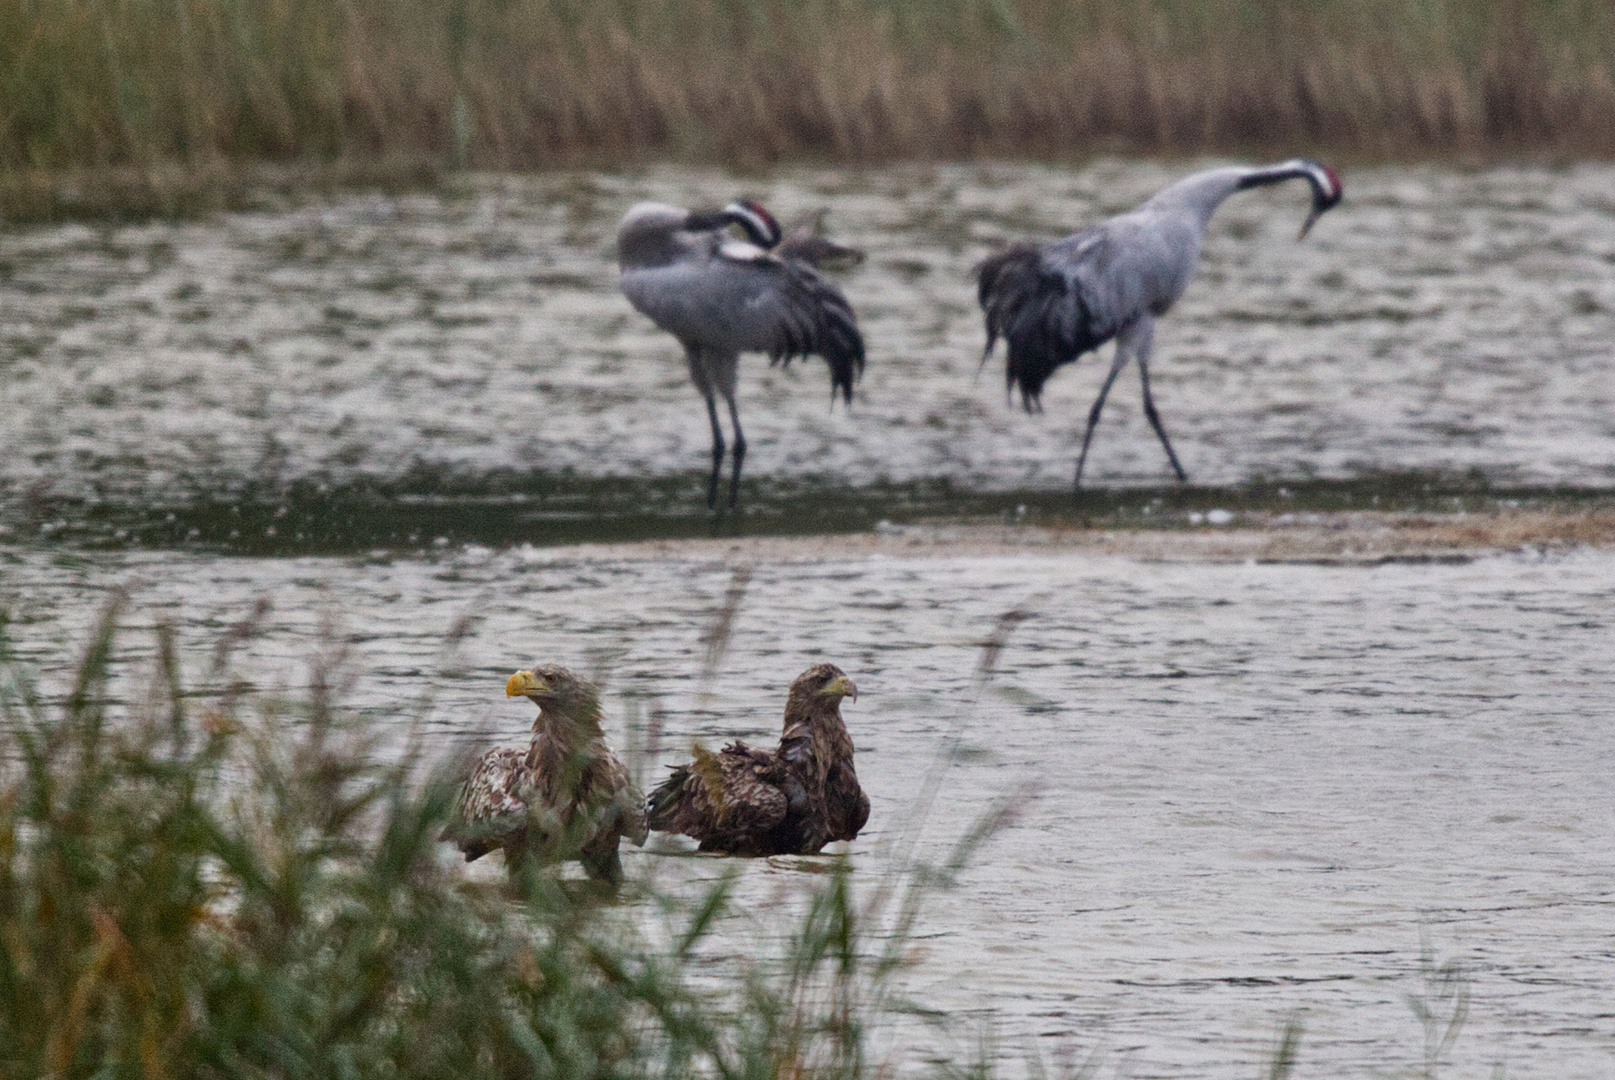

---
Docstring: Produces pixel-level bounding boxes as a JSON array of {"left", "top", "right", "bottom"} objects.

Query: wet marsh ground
[{"left": 4, "top": 160, "right": 1615, "bottom": 1076}]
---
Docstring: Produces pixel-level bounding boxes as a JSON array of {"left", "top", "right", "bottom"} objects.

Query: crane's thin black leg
[
  {"left": 1138, "top": 356, "right": 1187, "bottom": 483},
  {"left": 725, "top": 395, "right": 746, "bottom": 508},
  {"left": 704, "top": 394, "right": 726, "bottom": 509},
  {"left": 1074, "top": 352, "right": 1130, "bottom": 491}
]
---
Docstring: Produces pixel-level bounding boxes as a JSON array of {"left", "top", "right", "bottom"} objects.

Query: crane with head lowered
[{"left": 978, "top": 160, "right": 1343, "bottom": 490}]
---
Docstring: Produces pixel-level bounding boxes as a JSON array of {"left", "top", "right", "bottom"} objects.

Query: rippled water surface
[
  {"left": 3, "top": 161, "right": 1615, "bottom": 520},
  {"left": 4, "top": 160, "right": 1614, "bottom": 1074},
  {"left": 4, "top": 543, "right": 1613, "bottom": 1078}
]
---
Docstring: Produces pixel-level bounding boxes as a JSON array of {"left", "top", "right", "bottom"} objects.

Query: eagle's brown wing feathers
[
  {"left": 593, "top": 739, "right": 649, "bottom": 848},
  {"left": 649, "top": 734, "right": 868, "bottom": 855},
  {"left": 441, "top": 746, "right": 529, "bottom": 861},
  {"left": 823, "top": 759, "right": 870, "bottom": 843},
  {"left": 645, "top": 741, "right": 788, "bottom": 851},
  {"left": 444, "top": 736, "right": 646, "bottom": 877}
]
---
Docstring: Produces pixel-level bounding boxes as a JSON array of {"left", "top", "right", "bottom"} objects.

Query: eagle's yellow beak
[
  {"left": 823, "top": 675, "right": 858, "bottom": 702},
  {"left": 507, "top": 670, "right": 539, "bottom": 697}
]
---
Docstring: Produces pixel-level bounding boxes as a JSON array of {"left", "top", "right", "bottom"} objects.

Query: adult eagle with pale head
[
  {"left": 646, "top": 663, "right": 869, "bottom": 855},
  {"left": 441, "top": 664, "right": 647, "bottom": 884}
]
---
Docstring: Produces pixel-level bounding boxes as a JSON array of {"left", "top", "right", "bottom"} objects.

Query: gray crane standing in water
[
  {"left": 978, "top": 160, "right": 1343, "bottom": 490},
  {"left": 617, "top": 199, "right": 865, "bottom": 508}
]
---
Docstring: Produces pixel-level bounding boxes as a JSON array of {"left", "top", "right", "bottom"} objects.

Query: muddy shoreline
[{"left": 541, "top": 507, "right": 1615, "bottom": 565}]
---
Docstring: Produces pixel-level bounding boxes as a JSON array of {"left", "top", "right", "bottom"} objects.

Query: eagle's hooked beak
[
  {"left": 507, "top": 670, "right": 539, "bottom": 697},
  {"left": 823, "top": 674, "right": 858, "bottom": 702}
]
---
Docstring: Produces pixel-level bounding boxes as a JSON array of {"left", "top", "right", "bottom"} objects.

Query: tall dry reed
[{"left": 1, "top": 0, "right": 1612, "bottom": 215}]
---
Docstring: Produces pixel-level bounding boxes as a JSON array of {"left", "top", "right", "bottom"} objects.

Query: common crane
[
  {"left": 978, "top": 160, "right": 1343, "bottom": 489},
  {"left": 617, "top": 199, "right": 865, "bottom": 508}
]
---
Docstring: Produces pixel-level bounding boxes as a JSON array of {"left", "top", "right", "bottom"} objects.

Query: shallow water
[
  {"left": 4, "top": 159, "right": 1614, "bottom": 1074},
  {"left": 3, "top": 543, "right": 1613, "bottom": 1077},
  {"left": 3, "top": 160, "right": 1614, "bottom": 530}
]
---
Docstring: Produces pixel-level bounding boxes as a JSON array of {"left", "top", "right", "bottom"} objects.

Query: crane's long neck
[
  {"left": 1145, "top": 160, "right": 1334, "bottom": 229},
  {"left": 1142, "top": 167, "right": 1252, "bottom": 228},
  {"left": 1234, "top": 160, "right": 1333, "bottom": 198}
]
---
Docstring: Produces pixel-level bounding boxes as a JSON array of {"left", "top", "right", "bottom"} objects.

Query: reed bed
[{"left": 1, "top": 0, "right": 1613, "bottom": 217}]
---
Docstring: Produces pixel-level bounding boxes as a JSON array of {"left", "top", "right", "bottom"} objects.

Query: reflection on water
[
  {"left": 4, "top": 543, "right": 1613, "bottom": 1077},
  {"left": 2, "top": 161, "right": 1614, "bottom": 523}
]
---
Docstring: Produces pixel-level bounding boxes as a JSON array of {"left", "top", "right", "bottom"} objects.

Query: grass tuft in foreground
[
  {"left": 0, "top": 591, "right": 1497, "bottom": 1076},
  {"left": 0, "top": 593, "right": 1005, "bottom": 1080}
]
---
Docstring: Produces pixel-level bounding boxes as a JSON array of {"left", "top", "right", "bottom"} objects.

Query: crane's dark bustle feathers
[
  {"left": 977, "top": 242, "right": 1109, "bottom": 412},
  {"left": 776, "top": 209, "right": 867, "bottom": 271},
  {"left": 764, "top": 258, "right": 865, "bottom": 406}
]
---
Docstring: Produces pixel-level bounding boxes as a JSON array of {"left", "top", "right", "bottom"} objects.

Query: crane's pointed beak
[{"left": 1298, "top": 205, "right": 1324, "bottom": 241}]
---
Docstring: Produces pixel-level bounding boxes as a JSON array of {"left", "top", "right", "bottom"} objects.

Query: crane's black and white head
[
  {"left": 678, "top": 198, "right": 783, "bottom": 247},
  {"left": 721, "top": 199, "right": 783, "bottom": 248},
  {"left": 1292, "top": 159, "right": 1343, "bottom": 238},
  {"left": 1234, "top": 159, "right": 1343, "bottom": 240},
  {"left": 616, "top": 198, "right": 783, "bottom": 268},
  {"left": 1291, "top": 159, "right": 1343, "bottom": 239}
]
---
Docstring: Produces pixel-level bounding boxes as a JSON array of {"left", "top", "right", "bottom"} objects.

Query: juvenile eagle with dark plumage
[
  {"left": 441, "top": 664, "right": 647, "bottom": 884},
  {"left": 646, "top": 663, "right": 868, "bottom": 856}
]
